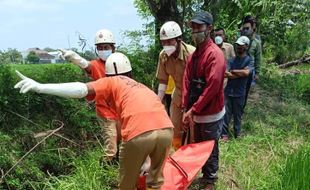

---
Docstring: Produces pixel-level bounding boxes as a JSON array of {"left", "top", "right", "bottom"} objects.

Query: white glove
[
  {"left": 60, "top": 49, "right": 89, "bottom": 69},
  {"left": 14, "top": 70, "right": 88, "bottom": 98},
  {"left": 157, "top": 83, "right": 167, "bottom": 101},
  {"left": 14, "top": 70, "right": 43, "bottom": 93},
  {"left": 140, "top": 156, "right": 151, "bottom": 175}
]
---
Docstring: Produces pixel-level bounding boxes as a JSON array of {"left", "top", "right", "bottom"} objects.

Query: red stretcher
[{"left": 161, "top": 140, "right": 215, "bottom": 190}]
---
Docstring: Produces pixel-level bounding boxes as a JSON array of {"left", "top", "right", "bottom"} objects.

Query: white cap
[
  {"left": 235, "top": 36, "right": 250, "bottom": 46},
  {"left": 160, "top": 21, "right": 182, "bottom": 40},
  {"left": 105, "top": 52, "right": 132, "bottom": 75},
  {"left": 95, "top": 29, "right": 115, "bottom": 45}
]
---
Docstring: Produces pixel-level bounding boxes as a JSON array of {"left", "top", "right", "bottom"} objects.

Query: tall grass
[
  {"left": 275, "top": 146, "right": 310, "bottom": 190},
  {"left": 2, "top": 63, "right": 309, "bottom": 190},
  {"left": 35, "top": 150, "right": 118, "bottom": 190},
  {"left": 213, "top": 85, "right": 310, "bottom": 190}
]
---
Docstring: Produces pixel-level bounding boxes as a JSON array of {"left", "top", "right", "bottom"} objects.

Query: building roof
[{"left": 26, "top": 48, "right": 55, "bottom": 59}]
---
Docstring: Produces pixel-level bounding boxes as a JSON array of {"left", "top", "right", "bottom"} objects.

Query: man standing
[
  {"left": 222, "top": 36, "right": 254, "bottom": 140},
  {"left": 156, "top": 21, "right": 195, "bottom": 150},
  {"left": 182, "top": 12, "right": 226, "bottom": 190},
  {"left": 214, "top": 28, "right": 235, "bottom": 61},
  {"left": 214, "top": 28, "right": 235, "bottom": 88},
  {"left": 60, "top": 29, "right": 119, "bottom": 163},
  {"left": 241, "top": 17, "right": 262, "bottom": 109},
  {"left": 242, "top": 15, "right": 261, "bottom": 42},
  {"left": 15, "top": 53, "right": 173, "bottom": 190}
]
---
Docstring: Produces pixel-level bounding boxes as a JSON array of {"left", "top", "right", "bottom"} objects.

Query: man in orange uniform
[
  {"left": 15, "top": 52, "right": 173, "bottom": 190},
  {"left": 60, "top": 29, "right": 118, "bottom": 163}
]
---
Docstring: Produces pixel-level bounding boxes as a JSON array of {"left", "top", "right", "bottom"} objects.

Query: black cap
[{"left": 191, "top": 11, "right": 213, "bottom": 25}]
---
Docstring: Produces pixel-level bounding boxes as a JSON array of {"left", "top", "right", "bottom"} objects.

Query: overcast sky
[{"left": 0, "top": 0, "right": 145, "bottom": 51}]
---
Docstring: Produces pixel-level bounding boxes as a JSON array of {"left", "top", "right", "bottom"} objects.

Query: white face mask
[
  {"left": 98, "top": 50, "right": 112, "bottom": 61},
  {"left": 163, "top": 45, "right": 176, "bottom": 56},
  {"left": 215, "top": 36, "right": 223, "bottom": 45}
]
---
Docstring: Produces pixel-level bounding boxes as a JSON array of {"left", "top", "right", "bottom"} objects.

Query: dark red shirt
[{"left": 182, "top": 39, "right": 226, "bottom": 115}]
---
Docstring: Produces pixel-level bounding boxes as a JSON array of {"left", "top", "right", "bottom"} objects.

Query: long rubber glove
[
  {"left": 59, "top": 49, "right": 89, "bottom": 69},
  {"left": 157, "top": 83, "right": 167, "bottom": 101},
  {"left": 14, "top": 70, "right": 88, "bottom": 98}
]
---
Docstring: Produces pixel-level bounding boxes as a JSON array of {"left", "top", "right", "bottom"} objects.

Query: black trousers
[
  {"left": 194, "top": 118, "right": 223, "bottom": 184},
  {"left": 164, "top": 94, "right": 172, "bottom": 116}
]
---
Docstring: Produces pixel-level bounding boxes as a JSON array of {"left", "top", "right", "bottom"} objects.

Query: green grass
[
  {"left": 37, "top": 85, "right": 309, "bottom": 190},
  {"left": 275, "top": 145, "right": 310, "bottom": 190},
  {"left": 30, "top": 150, "right": 118, "bottom": 190},
  {"left": 215, "top": 86, "right": 310, "bottom": 190},
  {"left": 1, "top": 63, "right": 309, "bottom": 190},
  {"left": 190, "top": 85, "right": 310, "bottom": 190}
]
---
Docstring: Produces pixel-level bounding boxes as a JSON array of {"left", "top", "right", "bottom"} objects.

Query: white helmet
[
  {"left": 105, "top": 52, "right": 132, "bottom": 75},
  {"left": 160, "top": 21, "right": 182, "bottom": 40},
  {"left": 95, "top": 29, "right": 115, "bottom": 44}
]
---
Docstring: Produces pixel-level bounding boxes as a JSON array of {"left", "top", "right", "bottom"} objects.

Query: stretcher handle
[{"left": 167, "top": 156, "right": 188, "bottom": 179}]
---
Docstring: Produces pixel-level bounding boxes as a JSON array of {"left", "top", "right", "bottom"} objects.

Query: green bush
[
  {"left": 259, "top": 63, "right": 310, "bottom": 102},
  {"left": 0, "top": 60, "right": 157, "bottom": 189},
  {"left": 0, "top": 63, "right": 103, "bottom": 189},
  {"left": 296, "top": 74, "right": 310, "bottom": 101},
  {"left": 1, "top": 64, "right": 99, "bottom": 135},
  {"left": 273, "top": 24, "right": 309, "bottom": 64}
]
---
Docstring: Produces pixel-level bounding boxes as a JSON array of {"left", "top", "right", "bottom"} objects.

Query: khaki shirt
[
  {"left": 221, "top": 42, "right": 235, "bottom": 88},
  {"left": 221, "top": 42, "right": 235, "bottom": 61},
  {"left": 156, "top": 41, "right": 195, "bottom": 106}
]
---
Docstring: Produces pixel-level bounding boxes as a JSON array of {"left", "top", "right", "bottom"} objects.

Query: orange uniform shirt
[
  {"left": 86, "top": 59, "right": 117, "bottom": 120},
  {"left": 88, "top": 76, "right": 173, "bottom": 141}
]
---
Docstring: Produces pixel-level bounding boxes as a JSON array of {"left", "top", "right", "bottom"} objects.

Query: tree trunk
[
  {"left": 145, "top": 0, "right": 182, "bottom": 50},
  {"left": 278, "top": 54, "right": 310, "bottom": 69}
]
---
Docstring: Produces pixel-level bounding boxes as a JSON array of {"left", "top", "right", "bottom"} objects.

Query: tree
[
  {"left": 134, "top": 0, "right": 182, "bottom": 51},
  {"left": 26, "top": 51, "right": 40, "bottom": 64},
  {"left": 0, "top": 50, "right": 8, "bottom": 64},
  {"left": 43, "top": 47, "right": 56, "bottom": 52},
  {"left": 134, "top": 0, "right": 231, "bottom": 44},
  {"left": 0, "top": 48, "right": 23, "bottom": 64},
  {"left": 134, "top": 0, "right": 310, "bottom": 63},
  {"left": 81, "top": 50, "right": 96, "bottom": 61}
]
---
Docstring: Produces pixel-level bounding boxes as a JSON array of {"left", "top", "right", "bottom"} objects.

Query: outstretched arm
[
  {"left": 14, "top": 70, "right": 93, "bottom": 98},
  {"left": 59, "top": 49, "right": 90, "bottom": 69}
]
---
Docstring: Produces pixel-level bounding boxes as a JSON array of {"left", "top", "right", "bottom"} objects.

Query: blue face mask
[{"left": 98, "top": 50, "right": 112, "bottom": 61}]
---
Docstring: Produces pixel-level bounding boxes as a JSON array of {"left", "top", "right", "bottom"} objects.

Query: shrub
[{"left": 0, "top": 63, "right": 102, "bottom": 189}]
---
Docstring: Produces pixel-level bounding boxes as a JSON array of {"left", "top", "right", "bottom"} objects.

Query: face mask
[
  {"left": 192, "top": 30, "right": 207, "bottom": 45},
  {"left": 241, "top": 28, "right": 253, "bottom": 37},
  {"left": 214, "top": 36, "right": 223, "bottom": 45},
  {"left": 163, "top": 45, "right": 176, "bottom": 56},
  {"left": 98, "top": 50, "right": 112, "bottom": 61}
]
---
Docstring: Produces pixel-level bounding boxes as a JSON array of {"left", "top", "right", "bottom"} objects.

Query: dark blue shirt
[{"left": 225, "top": 55, "right": 254, "bottom": 97}]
